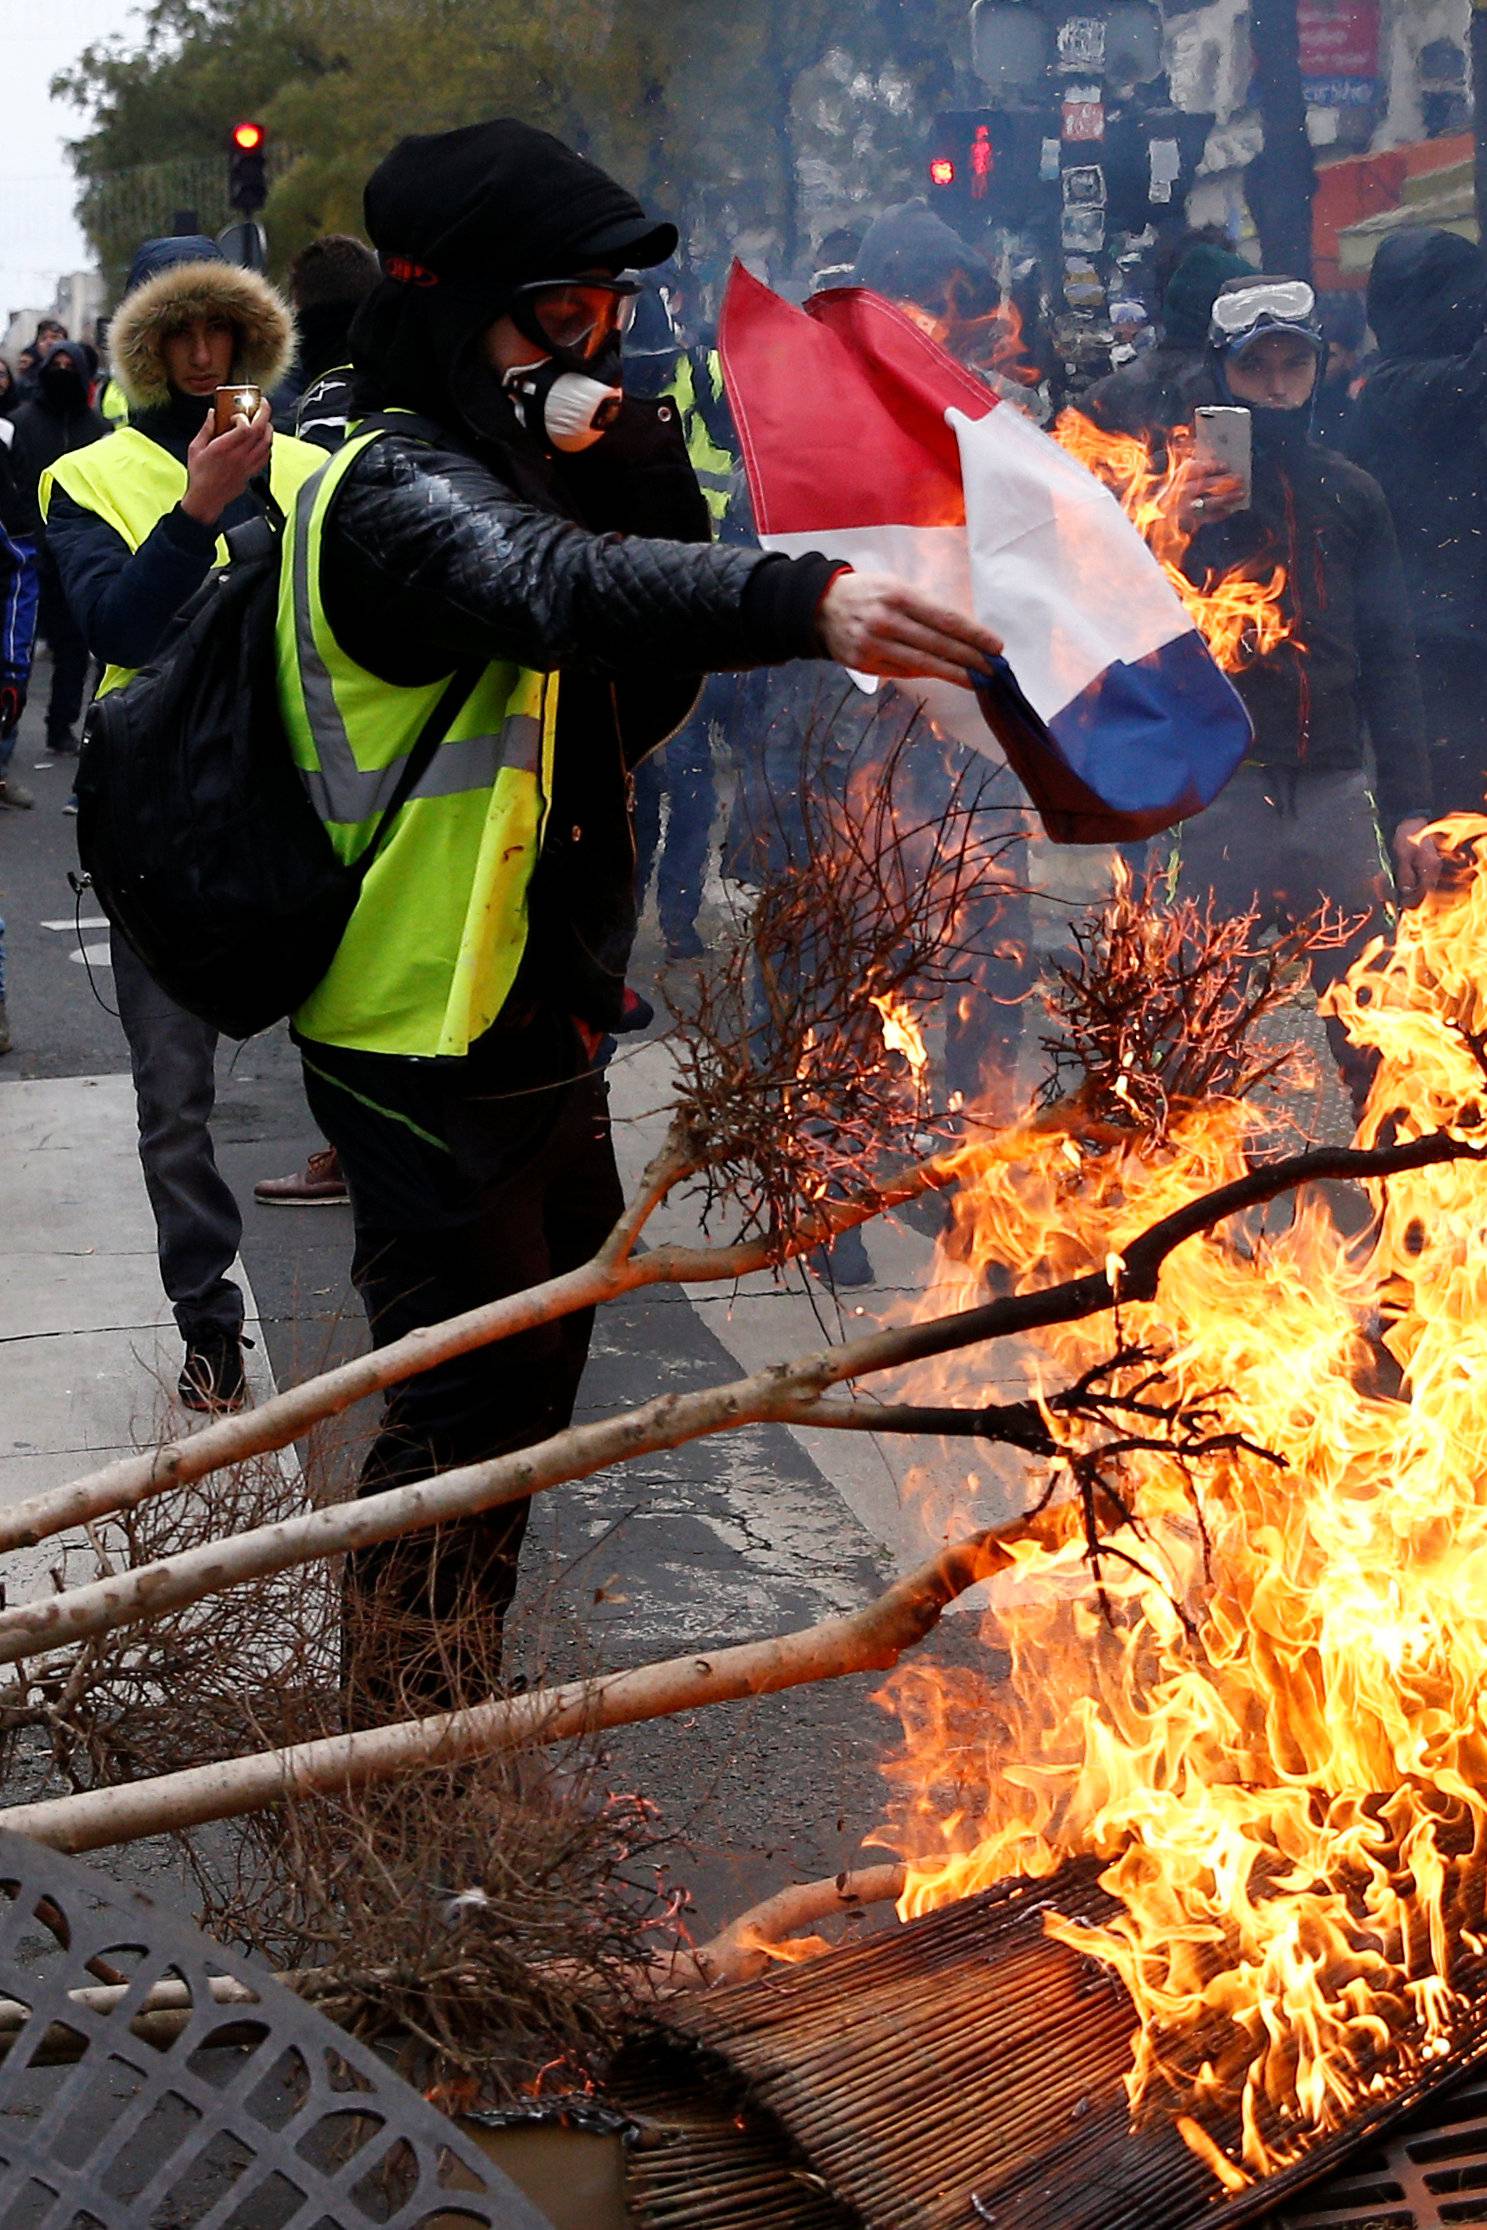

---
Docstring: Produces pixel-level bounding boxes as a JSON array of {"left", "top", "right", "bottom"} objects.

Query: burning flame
[
  {"left": 870, "top": 989, "right": 929, "bottom": 1076},
  {"left": 1055, "top": 409, "right": 1294, "bottom": 675},
  {"left": 873, "top": 821, "right": 1487, "bottom": 2182}
]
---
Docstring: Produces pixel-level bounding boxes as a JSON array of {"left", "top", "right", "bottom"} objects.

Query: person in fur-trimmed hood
[
  {"left": 41, "top": 235, "right": 324, "bottom": 1415},
  {"left": 43, "top": 237, "right": 307, "bottom": 682}
]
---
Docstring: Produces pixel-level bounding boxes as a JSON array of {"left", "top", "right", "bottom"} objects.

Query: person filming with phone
[{"left": 1144, "top": 275, "right": 1439, "bottom": 1113}]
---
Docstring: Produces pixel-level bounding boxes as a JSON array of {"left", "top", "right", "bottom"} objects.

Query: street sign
[{"left": 216, "top": 219, "right": 267, "bottom": 271}]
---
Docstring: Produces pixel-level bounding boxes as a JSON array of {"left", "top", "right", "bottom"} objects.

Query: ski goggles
[
  {"left": 1209, "top": 280, "right": 1320, "bottom": 352},
  {"left": 508, "top": 276, "right": 641, "bottom": 361}
]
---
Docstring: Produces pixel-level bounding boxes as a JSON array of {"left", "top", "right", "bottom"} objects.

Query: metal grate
[
  {"left": 1276, "top": 2074, "right": 1487, "bottom": 2229},
  {"left": 0, "top": 1825, "right": 552, "bottom": 2229}
]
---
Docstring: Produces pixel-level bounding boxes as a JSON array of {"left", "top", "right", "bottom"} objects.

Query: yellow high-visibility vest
[
  {"left": 276, "top": 424, "right": 559, "bottom": 1060},
  {"left": 40, "top": 424, "right": 323, "bottom": 696},
  {"left": 666, "top": 350, "right": 734, "bottom": 527}
]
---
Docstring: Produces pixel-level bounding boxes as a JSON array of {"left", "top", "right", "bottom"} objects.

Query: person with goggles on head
[
  {"left": 1154, "top": 273, "right": 1439, "bottom": 1116},
  {"left": 277, "top": 119, "right": 1006, "bottom": 1722}
]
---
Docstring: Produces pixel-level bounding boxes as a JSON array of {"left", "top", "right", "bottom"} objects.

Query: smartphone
[
  {"left": 1193, "top": 404, "right": 1252, "bottom": 507},
  {"left": 213, "top": 383, "right": 262, "bottom": 436}
]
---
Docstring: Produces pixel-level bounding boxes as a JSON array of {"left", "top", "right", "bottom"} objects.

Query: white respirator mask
[{"left": 502, "top": 355, "right": 623, "bottom": 452}]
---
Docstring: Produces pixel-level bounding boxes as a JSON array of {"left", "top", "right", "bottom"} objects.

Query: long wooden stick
[
  {"left": 0, "top": 1141, "right": 958, "bottom": 1559},
  {"left": 0, "top": 1534, "right": 1006, "bottom": 1852},
  {"left": 682, "top": 1863, "right": 908, "bottom": 1988},
  {"left": 0, "top": 1130, "right": 1470, "bottom": 1674}
]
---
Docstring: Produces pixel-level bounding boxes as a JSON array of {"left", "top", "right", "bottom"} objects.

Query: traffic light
[
  {"left": 228, "top": 120, "right": 268, "bottom": 216},
  {"left": 928, "top": 111, "right": 1049, "bottom": 231}
]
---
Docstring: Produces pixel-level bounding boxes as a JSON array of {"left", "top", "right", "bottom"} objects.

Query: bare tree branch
[
  {"left": 0, "top": 1127, "right": 1473, "bottom": 1677},
  {"left": 0, "top": 1533, "right": 1011, "bottom": 1851}
]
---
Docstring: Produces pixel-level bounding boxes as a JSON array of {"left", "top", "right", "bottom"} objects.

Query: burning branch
[
  {"left": 682, "top": 1864, "right": 909, "bottom": 1987},
  {"left": 0, "top": 1129, "right": 1472, "bottom": 1678},
  {"left": 1039, "top": 867, "right": 1355, "bottom": 1136},
  {"left": 669, "top": 707, "right": 1026, "bottom": 1244}
]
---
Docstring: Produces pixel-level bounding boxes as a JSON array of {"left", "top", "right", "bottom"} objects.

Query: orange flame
[
  {"left": 1055, "top": 408, "right": 1294, "bottom": 674},
  {"left": 872, "top": 820, "right": 1487, "bottom": 2182},
  {"left": 870, "top": 989, "right": 929, "bottom": 1076}
]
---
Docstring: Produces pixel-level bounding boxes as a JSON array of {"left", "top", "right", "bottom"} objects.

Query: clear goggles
[
  {"left": 509, "top": 275, "right": 641, "bottom": 361},
  {"left": 1209, "top": 280, "right": 1318, "bottom": 350}
]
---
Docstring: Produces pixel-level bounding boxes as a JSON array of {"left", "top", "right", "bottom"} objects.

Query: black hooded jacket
[
  {"left": 1348, "top": 228, "right": 1487, "bottom": 660},
  {"left": 8, "top": 344, "right": 106, "bottom": 538},
  {"left": 319, "top": 121, "right": 839, "bottom": 1034},
  {"left": 1081, "top": 356, "right": 1430, "bottom": 830}
]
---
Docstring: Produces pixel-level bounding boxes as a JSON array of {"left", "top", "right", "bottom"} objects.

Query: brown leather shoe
[{"left": 252, "top": 1145, "right": 348, "bottom": 1206}]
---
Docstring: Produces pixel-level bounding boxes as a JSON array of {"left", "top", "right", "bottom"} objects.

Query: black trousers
[
  {"left": 302, "top": 1034, "right": 624, "bottom": 1723},
  {"left": 37, "top": 553, "right": 89, "bottom": 747}
]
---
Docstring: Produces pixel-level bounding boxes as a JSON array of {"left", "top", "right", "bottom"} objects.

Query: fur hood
[{"left": 110, "top": 260, "right": 296, "bottom": 412}]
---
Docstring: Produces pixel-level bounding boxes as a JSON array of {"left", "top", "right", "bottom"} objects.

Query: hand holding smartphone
[
  {"left": 1192, "top": 404, "right": 1252, "bottom": 508},
  {"left": 212, "top": 383, "right": 263, "bottom": 436}
]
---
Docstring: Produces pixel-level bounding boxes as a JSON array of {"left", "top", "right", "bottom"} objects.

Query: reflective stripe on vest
[
  {"left": 666, "top": 352, "right": 734, "bottom": 525},
  {"left": 277, "top": 426, "right": 559, "bottom": 1060},
  {"left": 39, "top": 425, "right": 324, "bottom": 696}
]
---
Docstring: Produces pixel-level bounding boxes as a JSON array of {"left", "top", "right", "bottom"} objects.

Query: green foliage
[
  {"left": 53, "top": 0, "right": 326, "bottom": 292},
  {"left": 56, "top": 0, "right": 973, "bottom": 302}
]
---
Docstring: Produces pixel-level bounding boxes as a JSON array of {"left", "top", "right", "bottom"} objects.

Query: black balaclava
[
  {"left": 350, "top": 119, "right": 676, "bottom": 495},
  {"left": 1217, "top": 357, "right": 1323, "bottom": 461},
  {"left": 37, "top": 341, "right": 92, "bottom": 420}
]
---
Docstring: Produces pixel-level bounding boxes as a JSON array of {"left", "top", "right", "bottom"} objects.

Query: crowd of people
[{"left": 0, "top": 117, "right": 1483, "bottom": 1707}]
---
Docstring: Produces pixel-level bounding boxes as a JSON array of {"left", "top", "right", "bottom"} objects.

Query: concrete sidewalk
[{"left": 0, "top": 1070, "right": 276, "bottom": 1600}]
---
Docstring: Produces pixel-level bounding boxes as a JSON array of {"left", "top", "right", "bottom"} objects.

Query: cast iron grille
[
  {"left": 0, "top": 1825, "right": 551, "bottom": 2229},
  {"left": 1276, "top": 2074, "right": 1487, "bottom": 2228}
]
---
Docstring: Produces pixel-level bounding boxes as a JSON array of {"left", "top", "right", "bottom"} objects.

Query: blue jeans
[{"left": 633, "top": 683, "right": 723, "bottom": 944}]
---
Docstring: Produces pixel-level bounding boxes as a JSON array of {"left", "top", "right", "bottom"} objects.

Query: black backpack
[{"left": 77, "top": 488, "right": 473, "bottom": 1042}]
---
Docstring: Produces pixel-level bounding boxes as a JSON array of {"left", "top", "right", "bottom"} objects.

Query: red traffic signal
[
  {"left": 930, "top": 156, "right": 957, "bottom": 188},
  {"left": 228, "top": 120, "right": 268, "bottom": 215}
]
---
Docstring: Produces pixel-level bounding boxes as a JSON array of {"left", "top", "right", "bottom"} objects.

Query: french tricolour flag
[{"left": 719, "top": 263, "right": 1251, "bottom": 845}]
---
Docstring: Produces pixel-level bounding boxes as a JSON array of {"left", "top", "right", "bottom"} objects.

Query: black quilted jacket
[{"left": 319, "top": 398, "right": 838, "bottom": 1030}]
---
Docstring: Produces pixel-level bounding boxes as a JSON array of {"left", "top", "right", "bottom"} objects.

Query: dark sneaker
[
  {"left": 177, "top": 1330, "right": 252, "bottom": 1414},
  {"left": 806, "top": 1223, "right": 874, "bottom": 1289},
  {"left": 0, "top": 778, "right": 34, "bottom": 810},
  {"left": 664, "top": 926, "right": 706, "bottom": 962},
  {"left": 253, "top": 1145, "right": 348, "bottom": 1206},
  {"left": 45, "top": 733, "right": 79, "bottom": 757}
]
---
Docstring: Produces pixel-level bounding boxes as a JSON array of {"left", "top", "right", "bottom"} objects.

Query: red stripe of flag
[{"left": 718, "top": 260, "right": 997, "bottom": 538}]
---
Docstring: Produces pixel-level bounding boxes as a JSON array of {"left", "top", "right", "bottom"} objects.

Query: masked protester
[
  {"left": 279, "top": 119, "right": 1003, "bottom": 1719},
  {"left": 39, "top": 237, "right": 324, "bottom": 1412},
  {"left": 1348, "top": 229, "right": 1487, "bottom": 819},
  {"left": 1083, "top": 232, "right": 1253, "bottom": 437},
  {"left": 7, "top": 342, "right": 107, "bottom": 767},
  {"left": 1159, "top": 275, "right": 1439, "bottom": 1111}
]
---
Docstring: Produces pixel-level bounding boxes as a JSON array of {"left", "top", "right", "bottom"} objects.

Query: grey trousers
[
  {"left": 110, "top": 930, "right": 243, "bottom": 1339},
  {"left": 1175, "top": 763, "right": 1392, "bottom": 1113}
]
